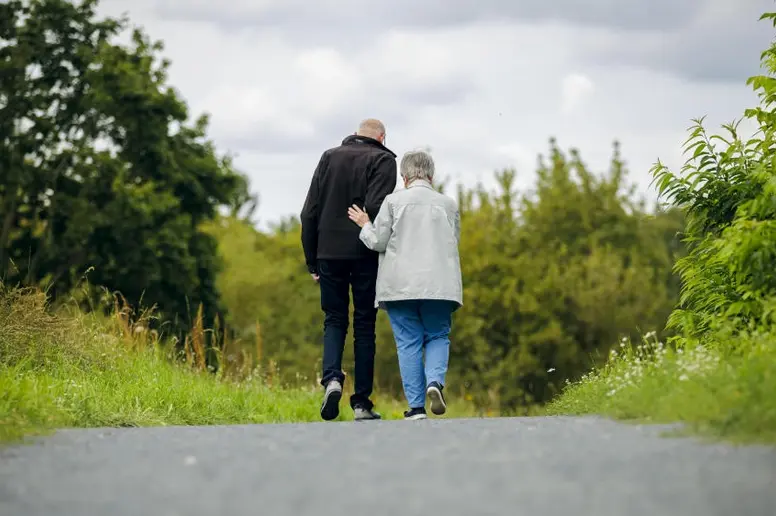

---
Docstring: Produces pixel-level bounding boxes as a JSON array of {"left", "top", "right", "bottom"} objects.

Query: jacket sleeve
[
  {"left": 453, "top": 208, "right": 461, "bottom": 244},
  {"left": 359, "top": 198, "right": 393, "bottom": 253},
  {"left": 364, "top": 154, "right": 397, "bottom": 220},
  {"left": 300, "top": 152, "right": 326, "bottom": 274}
]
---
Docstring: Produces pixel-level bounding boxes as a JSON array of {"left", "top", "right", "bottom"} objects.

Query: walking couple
[{"left": 300, "top": 118, "right": 463, "bottom": 422}]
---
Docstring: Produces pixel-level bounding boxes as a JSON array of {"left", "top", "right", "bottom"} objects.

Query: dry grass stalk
[
  {"left": 183, "top": 335, "right": 193, "bottom": 367},
  {"left": 255, "top": 320, "right": 263, "bottom": 368},
  {"left": 110, "top": 293, "right": 160, "bottom": 352},
  {"left": 112, "top": 294, "right": 134, "bottom": 349},
  {"left": 189, "top": 304, "right": 207, "bottom": 371},
  {"left": 0, "top": 284, "right": 65, "bottom": 364},
  {"left": 266, "top": 358, "right": 276, "bottom": 387}
]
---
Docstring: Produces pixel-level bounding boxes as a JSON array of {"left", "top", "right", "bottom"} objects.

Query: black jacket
[{"left": 300, "top": 135, "right": 398, "bottom": 273}]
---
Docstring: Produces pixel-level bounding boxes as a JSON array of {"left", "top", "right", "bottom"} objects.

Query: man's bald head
[{"left": 356, "top": 118, "right": 386, "bottom": 144}]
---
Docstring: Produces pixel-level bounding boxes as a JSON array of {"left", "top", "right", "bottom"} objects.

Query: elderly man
[
  {"left": 301, "top": 119, "right": 397, "bottom": 421},
  {"left": 348, "top": 150, "right": 463, "bottom": 421}
]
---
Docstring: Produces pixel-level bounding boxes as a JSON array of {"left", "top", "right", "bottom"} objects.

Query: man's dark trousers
[{"left": 318, "top": 255, "right": 378, "bottom": 410}]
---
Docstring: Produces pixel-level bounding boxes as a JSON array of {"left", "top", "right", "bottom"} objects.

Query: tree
[
  {"left": 448, "top": 142, "right": 683, "bottom": 410},
  {"left": 0, "top": 0, "right": 248, "bottom": 335}
]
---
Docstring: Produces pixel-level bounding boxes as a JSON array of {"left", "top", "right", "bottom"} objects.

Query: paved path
[{"left": 1, "top": 416, "right": 774, "bottom": 516}]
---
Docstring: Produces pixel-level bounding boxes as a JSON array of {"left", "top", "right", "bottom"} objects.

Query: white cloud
[
  {"left": 560, "top": 73, "right": 595, "bottom": 114},
  {"left": 95, "top": 0, "right": 766, "bottom": 228},
  {"left": 291, "top": 48, "right": 363, "bottom": 114}
]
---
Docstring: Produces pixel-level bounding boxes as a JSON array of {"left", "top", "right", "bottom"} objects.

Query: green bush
[{"left": 549, "top": 10, "right": 776, "bottom": 442}]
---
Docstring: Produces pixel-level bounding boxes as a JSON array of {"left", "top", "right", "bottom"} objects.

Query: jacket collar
[
  {"left": 406, "top": 179, "right": 433, "bottom": 189},
  {"left": 341, "top": 134, "right": 397, "bottom": 157}
]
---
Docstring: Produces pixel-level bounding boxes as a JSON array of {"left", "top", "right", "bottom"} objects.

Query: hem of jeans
[
  {"left": 349, "top": 396, "right": 373, "bottom": 411},
  {"left": 320, "top": 372, "right": 346, "bottom": 387}
]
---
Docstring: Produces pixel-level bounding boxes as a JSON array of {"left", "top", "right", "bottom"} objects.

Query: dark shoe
[
  {"left": 404, "top": 407, "right": 427, "bottom": 421},
  {"left": 320, "top": 380, "right": 342, "bottom": 421},
  {"left": 353, "top": 405, "right": 382, "bottom": 421},
  {"left": 427, "top": 381, "right": 447, "bottom": 415}
]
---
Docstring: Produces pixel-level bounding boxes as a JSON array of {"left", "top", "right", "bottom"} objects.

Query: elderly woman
[{"left": 347, "top": 150, "right": 462, "bottom": 420}]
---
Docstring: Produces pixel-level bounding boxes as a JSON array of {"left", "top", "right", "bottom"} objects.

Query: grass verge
[
  {"left": 546, "top": 328, "right": 776, "bottom": 443},
  {"left": 0, "top": 285, "right": 478, "bottom": 443}
]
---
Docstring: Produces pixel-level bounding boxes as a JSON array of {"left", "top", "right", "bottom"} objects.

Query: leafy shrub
[{"left": 651, "top": 12, "right": 776, "bottom": 338}]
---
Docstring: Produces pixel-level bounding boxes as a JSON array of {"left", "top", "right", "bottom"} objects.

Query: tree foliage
[
  {"left": 651, "top": 11, "right": 776, "bottom": 338},
  {"left": 449, "top": 143, "right": 683, "bottom": 409},
  {"left": 0, "top": 0, "right": 255, "bottom": 334}
]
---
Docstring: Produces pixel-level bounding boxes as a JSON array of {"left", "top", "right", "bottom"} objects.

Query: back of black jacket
[{"left": 300, "top": 135, "right": 398, "bottom": 273}]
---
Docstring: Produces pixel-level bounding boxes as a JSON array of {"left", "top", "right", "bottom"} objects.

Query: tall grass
[
  {"left": 0, "top": 284, "right": 479, "bottom": 443},
  {"left": 546, "top": 328, "right": 776, "bottom": 443}
]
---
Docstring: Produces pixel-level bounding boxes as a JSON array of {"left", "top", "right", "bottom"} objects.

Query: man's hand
[
  {"left": 348, "top": 205, "right": 370, "bottom": 228},
  {"left": 311, "top": 273, "right": 320, "bottom": 283}
]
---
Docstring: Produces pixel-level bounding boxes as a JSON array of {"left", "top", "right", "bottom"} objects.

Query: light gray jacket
[{"left": 359, "top": 180, "right": 463, "bottom": 310}]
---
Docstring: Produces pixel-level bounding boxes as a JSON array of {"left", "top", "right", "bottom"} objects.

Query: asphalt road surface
[{"left": 1, "top": 416, "right": 775, "bottom": 516}]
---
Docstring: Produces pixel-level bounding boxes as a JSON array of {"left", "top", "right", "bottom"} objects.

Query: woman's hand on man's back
[{"left": 348, "top": 205, "right": 370, "bottom": 228}]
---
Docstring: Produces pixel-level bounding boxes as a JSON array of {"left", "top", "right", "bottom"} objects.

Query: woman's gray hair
[{"left": 400, "top": 149, "right": 435, "bottom": 183}]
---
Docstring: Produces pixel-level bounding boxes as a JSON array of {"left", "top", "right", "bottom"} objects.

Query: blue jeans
[{"left": 385, "top": 300, "right": 456, "bottom": 409}]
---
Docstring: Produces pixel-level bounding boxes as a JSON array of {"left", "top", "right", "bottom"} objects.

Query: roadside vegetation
[
  {"left": 0, "top": 284, "right": 478, "bottom": 443},
  {"left": 547, "top": 13, "right": 776, "bottom": 444},
  {"left": 2, "top": 0, "right": 775, "bottom": 444}
]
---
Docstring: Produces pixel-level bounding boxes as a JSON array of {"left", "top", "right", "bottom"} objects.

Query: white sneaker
[
  {"left": 427, "top": 382, "right": 447, "bottom": 416},
  {"left": 353, "top": 406, "right": 382, "bottom": 421},
  {"left": 320, "top": 380, "right": 342, "bottom": 421}
]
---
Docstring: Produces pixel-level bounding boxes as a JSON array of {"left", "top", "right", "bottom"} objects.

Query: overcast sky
[{"left": 98, "top": 0, "right": 774, "bottom": 227}]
